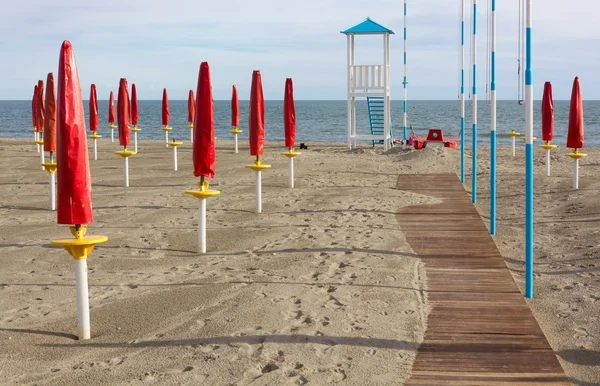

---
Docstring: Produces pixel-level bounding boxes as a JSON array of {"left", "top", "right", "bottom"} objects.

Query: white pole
[
  {"left": 93, "top": 139, "right": 98, "bottom": 161},
  {"left": 173, "top": 146, "right": 178, "bottom": 171},
  {"left": 35, "top": 132, "right": 40, "bottom": 152},
  {"left": 111, "top": 129, "right": 114, "bottom": 143},
  {"left": 546, "top": 149, "right": 551, "bottom": 177},
  {"left": 124, "top": 157, "right": 129, "bottom": 187},
  {"left": 234, "top": 135, "right": 239, "bottom": 154},
  {"left": 512, "top": 136, "right": 516, "bottom": 156},
  {"left": 573, "top": 159, "right": 579, "bottom": 189},
  {"left": 134, "top": 132, "right": 138, "bottom": 153},
  {"left": 74, "top": 258, "right": 91, "bottom": 340},
  {"left": 49, "top": 172, "right": 56, "bottom": 211},
  {"left": 256, "top": 170, "right": 262, "bottom": 214},
  {"left": 288, "top": 157, "right": 294, "bottom": 188},
  {"left": 40, "top": 149, "right": 45, "bottom": 170},
  {"left": 199, "top": 199, "right": 206, "bottom": 253},
  {"left": 190, "top": 129, "right": 194, "bottom": 144},
  {"left": 165, "top": 131, "right": 169, "bottom": 147}
]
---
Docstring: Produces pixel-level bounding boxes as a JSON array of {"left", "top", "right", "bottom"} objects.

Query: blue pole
[
  {"left": 490, "top": 0, "right": 496, "bottom": 235},
  {"left": 525, "top": 0, "right": 534, "bottom": 298},
  {"left": 403, "top": 0, "right": 408, "bottom": 142},
  {"left": 472, "top": 0, "right": 477, "bottom": 203},
  {"left": 461, "top": 0, "right": 465, "bottom": 183}
]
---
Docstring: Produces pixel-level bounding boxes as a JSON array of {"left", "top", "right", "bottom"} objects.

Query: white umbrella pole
[
  {"left": 512, "top": 136, "right": 516, "bottom": 157},
  {"left": 124, "top": 157, "right": 129, "bottom": 187},
  {"left": 190, "top": 129, "right": 194, "bottom": 144},
  {"left": 40, "top": 149, "right": 45, "bottom": 170},
  {"left": 173, "top": 146, "right": 178, "bottom": 171},
  {"left": 35, "top": 132, "right": 40, "bottom": 152},
  {"left": 49, "top": 172, "right": 56, "bottom": 211},
  {"left": 546, "top": 149, "right": 551, "bottom": 177},
  {"left": 198, "top": 199, "right": 206, "bottom": 253},
  {"left": 74, "top": 258, "right": 91, "bottom": 340},
  {"left": 93, "top": 138, "right": 98, "bottom": 161},
  {"left": 256, "top": 170, "right": 262, "bottom": 214},
  {"left": 165, "top": 131, "right": 169, "bottom": 147},
  {"left": 234, "top": 135, "right": 239, "bottom": 154},
  {"left": 288, "top": 157, "right": 294, "bottom": 188},
  {"left": 134, "top": 132, "right": 138, "bottom": 153},
  {"left": 111, "top": 129, "right": 114, "bottom": 142},
  {"left": 573, "top": 158, "right": 579, "bottom": 189}
]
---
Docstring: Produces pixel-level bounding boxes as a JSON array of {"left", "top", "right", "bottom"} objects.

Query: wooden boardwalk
[{"left": 397, "top": 174, "right": 570, "bottom": 385}]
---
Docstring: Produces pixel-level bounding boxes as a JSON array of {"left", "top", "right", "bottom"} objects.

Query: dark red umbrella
[
  {"left": 108, "top": 91, "right": 116, "bottom": 124},
  {"left": 44, "top": 73, "right": 56, "bottom": 153},
  {"left": 541, "top": 82, "right": 554, "bottom": 142},
  {"left": 193, "top": 62, "right": 215, "bottom": 179},
  {"left": 56, "top": 40, "right": 92, "bottom": 225},
  {"left": 231, "top": 85, "right": 239, "bottom": 127},
  {"left": 32, "top": 85, "right": 38, "bottom": 128},
  {"left": 131, "top": 84, "right": 138, "bottom": 126},
  {"left": 162, "top": 88, "right": 170, "bottom": 126},
  {"left": 249, "top": 70, "right": 265, "bottom": 157},
  {"left": 187, "top": 89, "right": 195, "bottom": 124},
  {"left": 567, "top": 77, "right": 584, "bottom": 149},
  {"left": 36, "top": 80, "right": 45, "bottom": 133},
  {"left": 117, "top": 78, "right": 131, "bottom": 147},
  {"left": 283, "top": 78, "right": 296, "bottom": 148},
  {"left": 89, "top": 84, "right": 98, "bottom": 132}
]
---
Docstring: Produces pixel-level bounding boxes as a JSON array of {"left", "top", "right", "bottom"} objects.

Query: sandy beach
[{"left": 0, "top": 137, "right": 598, "bottom": 385}]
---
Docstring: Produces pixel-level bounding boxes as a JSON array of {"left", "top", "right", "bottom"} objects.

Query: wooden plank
[{"left": 397, "top": 174, "right": 570, "bottom": 385}]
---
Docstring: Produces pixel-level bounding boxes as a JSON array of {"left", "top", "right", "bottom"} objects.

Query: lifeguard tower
[{"left": 342, "top": 18, "right": 393, "bottom": 150}]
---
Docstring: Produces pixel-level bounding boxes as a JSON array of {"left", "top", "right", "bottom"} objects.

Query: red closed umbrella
[
  {"left": 36, "top": 80, "right": 45, "bottom": 133},
  {"left": 89, "top": 84, "right": 98, "bottom": 132},
  {"left": 108, "top": 91, "right": 116, "bottom": 124},
  {"left": 187, "top": 89, "right": 195, "bottom": 124},
  {"left": 162, "top": 88, "right": 170, "bottom": 126},
  {"left": 44, "top": 73, "right": 56, "bottom": 153},
  {"left": 541, "top": 82, "right": 554, "bottom": 142},
  {"left": 117, "top": 78, "right": 131, "bottom": 147},
  {"left": 283, "top": 78, "right": 296, "bottom": 148},
  {"left": 567, "top": 77, "right": 584, "bottom": 149},
  {"left": 249, "top": 71, "right": 265, "bottom": 157},
  {"left": 56, "top": 40, "right": 92, "bottom": 225},
  {"left": 131, "top": 84, "right": 139, "bottom": 126},
  {"left": 231, "top": 85, "right": 239, "bottom": 127},
  {"left": 193, "top": 62, "right": 215, "bottom": 179},
  {"left": 32, "top": 85, "right": 38, "bottom": 128}
]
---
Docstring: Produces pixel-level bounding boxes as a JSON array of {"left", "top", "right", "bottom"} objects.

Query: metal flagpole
[
  {"left": 403, "top": 0, "right": 408, "bottom": 144},
  {"left": 525, "top": 0, "right": 534, "bottom": 298},
  {"left": 490, "top": 0, "right": 497, "bottom": 235},
  {"left": 461, "top": 0, "right": 465, "bottom": 183},
  {"left": 472, "top": 0, "right": 478, "bottom": 203}
]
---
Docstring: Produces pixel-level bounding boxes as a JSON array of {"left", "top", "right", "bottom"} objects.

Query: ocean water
[{"left": 1, "top": 100, "right": 599, "bottom": 147}]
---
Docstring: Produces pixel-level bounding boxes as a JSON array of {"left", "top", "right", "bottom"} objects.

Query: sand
[
  {"left": 0, "top": 138, "right": 431, "bottom": 385},
  {"left": 0, "top": 137, "right": 598, "bottom": 385}
]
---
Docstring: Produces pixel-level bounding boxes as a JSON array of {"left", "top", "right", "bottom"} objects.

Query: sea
[{"left": 1, "top": 100, "right": 599, "bottom": 147}]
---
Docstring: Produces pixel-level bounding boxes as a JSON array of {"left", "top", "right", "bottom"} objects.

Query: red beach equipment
[
  {"left": 56, "top": 40, "right": 93, "bottom": 225},
  {"left": 187, "top": 89, "right": 195, "bottom": 124},
  {"left": 131, "top": 84, "right": 139, "bottom": 126},
  {"left": 162, "top": 88, "right": 170, "bottom": 126},
  {"left": 117, "top": 78, "right": 131, "bottom": 147},
  {"left": 36, "top": 80, "right": 45, "bottom": 133},
  {"left": 541, "top": 82, "right": 554, "bottom": 142},
  {"left": 283, "top": 78, "right": 296, "bottom": 148},
  {"left": 566, "top": 77, "right": 584, "bottom": 149},
  {"left": 32, "top": 85, "right": 38, "bottom": 128},
  {"left": 89, "top": 84, "right": 98, "bottom": 132},
  {"left": 193, "top": 62, "right": 216, "bottom": 179},
  {"left": 44, "top": 73, "right": 56, "bottom": 152},
  {"left": 108, "top": 91, "right": 116, "bottom": 124},
  {"left": 231, "top": 85, "right": 239, "bottom": 127},
  {"left": 249, "top": 71, "right": 265, "bottom": 156}
]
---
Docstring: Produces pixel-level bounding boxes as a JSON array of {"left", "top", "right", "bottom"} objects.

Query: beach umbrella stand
[
  {"left": 246, "top": 157, "right": 271, "bottom": 213},
  {"left": 566, "top": 77, "right": 586, "bottom": 190},
  {"left": 34, "top": 131, "right": 40, "bottom": 153},
  {"left": 188, "top": 123, "right": 194, "bottom": 143},
  {"left": 281, "top": 149, "right": 300, "bottom": 188},
  {"left": 115, "top": 148, "right": 136, "bottom": 187},
  {"left": 508, "top": 130, "right": 520, "bottom": 157},
  {"left": 109, "top": 123, "right": 116, "bottom": 142},
  {"left": 167, "top": 139, "right": 183, "bottom": 171},
  {"left": 35, "top": 138, "right": 45, "bottom": 169},
  {"left": 161, "top": 125, "right": 172, "bottom": 147},
  {"left": 88, "top": 132, "right": 102, "bottom": 161},
  {"left": 184, "top": 177, "right": 220, "bottom": 253},
  {"left": 566, "top": 150, "right": 586, "bottom": 189},
  {"left": 540, "top": 142, "right": 557, "bottom": 176},
  {"left": 40, "top": 154, "right": 57, "bottom": 211},
  {"left": 132, "top": 126, "right": 140, "bottom": 153},
  {"left": 230, "top": 127, "right": 242, "bottom": 153}
]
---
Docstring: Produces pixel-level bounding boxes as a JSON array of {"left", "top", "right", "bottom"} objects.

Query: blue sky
[{"left": 1, "top": 0, "right": 598, "bottom": 100}]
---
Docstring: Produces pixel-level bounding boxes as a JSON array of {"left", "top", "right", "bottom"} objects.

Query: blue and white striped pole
[
  {"left": 490, "top": 0, "right": 497, "bottom": 235},
  {"left": 472, "top": 0, "right": 477, "bottom": 203},
  {"left": 403, "top": 0, "right": 408, "bottom": 143},
  {"left": 525, "top": 0, "right": 534, "bottom": 298},
  {"left": 460, "top": 0, "right": 465, "bottom": 183}
]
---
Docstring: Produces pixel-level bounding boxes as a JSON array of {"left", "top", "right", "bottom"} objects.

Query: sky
[{"left": 1, "top": 0, "right": 598, "bottom": 100}]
